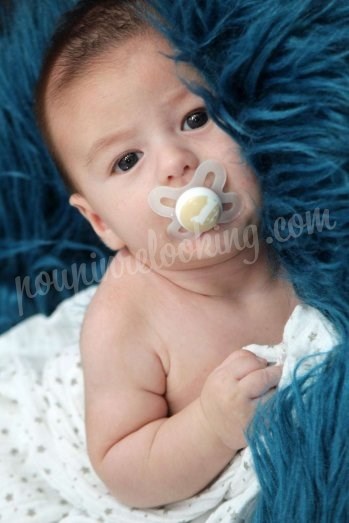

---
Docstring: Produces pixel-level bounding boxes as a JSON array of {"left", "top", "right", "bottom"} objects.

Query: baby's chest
[{"left": 161, "top": 319, "right": 239, "bottom": 415}]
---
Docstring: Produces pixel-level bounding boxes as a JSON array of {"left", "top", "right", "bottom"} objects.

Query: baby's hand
[{"left": 199, "top": 350, "right": 282, "bottom": 450}]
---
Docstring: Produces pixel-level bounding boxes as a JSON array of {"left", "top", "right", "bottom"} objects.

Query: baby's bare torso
[
  {"left": 146, "top": 276, "right": 298, "bottom": 414},
  {"left": 101, "top": 254, "right": 300, "bottom": 416}
]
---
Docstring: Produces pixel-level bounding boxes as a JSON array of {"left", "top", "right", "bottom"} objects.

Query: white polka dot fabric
[{"left": 0, "top": 288, "right": 338, "bottom": 523}]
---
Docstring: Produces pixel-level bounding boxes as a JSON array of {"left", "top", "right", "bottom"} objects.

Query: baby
[{"left": 35, "top": 0, "right": 299, "bottom": 509}]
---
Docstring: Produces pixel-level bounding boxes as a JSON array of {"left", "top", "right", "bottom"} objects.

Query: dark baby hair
[{"left": 34, "top": 0, "right": 149, "bottom": 192}]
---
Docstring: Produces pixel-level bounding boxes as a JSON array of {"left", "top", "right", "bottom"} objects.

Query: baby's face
[{"left": 46, "top": 33, "right": 261, "bottom": 270}]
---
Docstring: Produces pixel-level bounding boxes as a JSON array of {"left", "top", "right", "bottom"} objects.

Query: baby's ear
[{"left": 69, "top": 193, "right": 125, "bottom": 251}]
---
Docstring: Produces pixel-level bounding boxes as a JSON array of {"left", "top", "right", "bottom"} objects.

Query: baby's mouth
[{"left": 148, "top": 159, "right": 242, "bottom": 239}]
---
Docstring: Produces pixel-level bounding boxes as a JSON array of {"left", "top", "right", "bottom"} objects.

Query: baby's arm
[{"left": 82, "top": 291, "right": 281, "bottom": 509}]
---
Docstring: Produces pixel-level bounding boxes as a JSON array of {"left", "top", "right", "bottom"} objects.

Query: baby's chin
[
  {"left": 140, "top": 222, "right": 259, "bottom": 272},
  {"left": 175, "top": 226, "right": 252, "bottom": 267}
]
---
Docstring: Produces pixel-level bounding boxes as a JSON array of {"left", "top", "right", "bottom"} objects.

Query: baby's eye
[
  {"left": 113, "top": 151, "right": 143, "bottom": 173},
  {"left": 182, "top": 109, "right": 209, "bottom": 131}
]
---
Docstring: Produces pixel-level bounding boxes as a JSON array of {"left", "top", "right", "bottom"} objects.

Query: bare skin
[
  {"left": 45, "top": 33, "right": 301, "bottom": 508},
  {"left": 80, "top": 245, "right": 299, "bottom": 508}
]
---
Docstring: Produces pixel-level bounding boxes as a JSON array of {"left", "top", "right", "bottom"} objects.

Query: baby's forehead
[
  {"left": 49, "top": 35, "right": 198, "bottom": 98},
  {"left": 45, "top": 35, "right": 204, "bottom": 151},
  {"left": 46, "top": 54, "right": 105, "bottom": 104},
  {"left": 45, "top": 57, "right": 119, "bottom": 140}
]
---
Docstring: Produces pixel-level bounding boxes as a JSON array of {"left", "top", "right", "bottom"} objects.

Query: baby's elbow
[{"left": 88, "top": 442, "right": 157, "bottom": 509}]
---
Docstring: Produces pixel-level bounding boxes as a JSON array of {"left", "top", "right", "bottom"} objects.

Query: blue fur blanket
[
  {"left": 151, "top": 1, "right": 349, "bottom": 520},
  {"left": 1, "top": 0, "right": 348, "bottom": 520},
  {"left": 0, "top": 0, "right": 110, "bottom": 334}
]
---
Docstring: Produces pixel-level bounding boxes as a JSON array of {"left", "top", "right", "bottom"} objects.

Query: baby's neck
[{"left": 146, "top": 243, "right": 281, "bottom": 303}]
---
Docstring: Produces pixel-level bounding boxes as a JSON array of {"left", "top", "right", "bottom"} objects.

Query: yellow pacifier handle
[
  {"left": 175, "top": 187, "right": 222, "bottom": 234},
  {"left": 148, "top": 159, "right": 242, "bottom": 239}
]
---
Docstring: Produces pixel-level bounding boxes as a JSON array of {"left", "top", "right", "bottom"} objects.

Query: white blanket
[{"left": 0, "top": 286, "right": 338, "bottom": 523}]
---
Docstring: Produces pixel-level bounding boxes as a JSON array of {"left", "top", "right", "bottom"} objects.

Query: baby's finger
[
  {"left": 219, "top": 349, "right": 268, "bottom": 381},
  {"left": 239, "top": 364, "right": 283, "bottom": 399}
]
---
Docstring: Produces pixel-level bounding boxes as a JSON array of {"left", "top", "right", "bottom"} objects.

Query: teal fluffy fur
[
  {"left": 1, "top": 0, "right": 349, "bottom": 519},
  {"left": 150, "top": 0, "right": 349, "bottom": 321},
  {"left": 0, "top": 0, "right": 108, "bottom": 333},
  {"left": 149, "top": 0, "right": 349, "bottom": 519}
]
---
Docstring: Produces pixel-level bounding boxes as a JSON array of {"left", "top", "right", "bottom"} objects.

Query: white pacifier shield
[
  {"left": 175, "top": 187, "right": 222, "bottom": 233},
  {"left": 148, "top": 159, "right": 242, "bottom": 239}
]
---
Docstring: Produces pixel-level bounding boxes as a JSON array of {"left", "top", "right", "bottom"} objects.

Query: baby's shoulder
[
  {"left": 80, "top": 252, "right": 159, "bottom": 356},
  {"left": 80, "top": 256, "right": 168, "bottom": 423},
  {"left": 83, "top": 272, "right": 141, "bottom": 339}
]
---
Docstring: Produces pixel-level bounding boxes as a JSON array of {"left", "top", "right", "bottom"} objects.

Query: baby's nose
[{"left": 157, "top": 143, "right": 199, "bottom": 186}]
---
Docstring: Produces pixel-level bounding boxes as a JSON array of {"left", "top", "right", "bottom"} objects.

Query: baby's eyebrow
[{"left": 85, "top": 129, "right": 134, "bottom": 167}]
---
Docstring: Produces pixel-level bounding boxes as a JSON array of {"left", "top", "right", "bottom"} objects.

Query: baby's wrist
[{"left": 196, "top": 397, "right": 238, "bottom": 454}]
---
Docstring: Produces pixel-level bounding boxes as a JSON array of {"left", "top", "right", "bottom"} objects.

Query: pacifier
[{"left": 148, "top": 159, "right": 242, "bottom": 238}]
